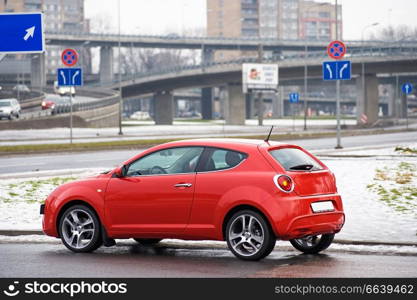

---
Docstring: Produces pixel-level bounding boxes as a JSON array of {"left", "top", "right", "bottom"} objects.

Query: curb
[{"left": 1, "top": 230, "right": 416, "bottom": 247}]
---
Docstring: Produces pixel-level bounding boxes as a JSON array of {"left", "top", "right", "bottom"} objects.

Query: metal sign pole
[
  {"left": 406, "top": 94, "right": 409, "bottom": 130},
  {"left": 70, "top": 90, "right": 73, "bottom": 144},
  {"left": 335, "top": 0, "right": 342, "bottom": 149}
]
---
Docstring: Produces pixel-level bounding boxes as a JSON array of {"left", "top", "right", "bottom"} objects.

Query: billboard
[{"left": 242, "top": 63, "right": 279, "bottom": 93}]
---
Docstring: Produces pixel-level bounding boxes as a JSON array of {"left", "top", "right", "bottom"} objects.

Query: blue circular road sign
[{"left": 402, "top": 83, "right": 413, "bottom": 95}]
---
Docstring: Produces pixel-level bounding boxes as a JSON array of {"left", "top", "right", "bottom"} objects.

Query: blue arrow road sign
[
  {"left": 402, "top": 83, "right": 413, "bottom": 95},
  {"left": 322, "top": 61, "right": 351, "bottom": 81},
  {"left": 0, "top": 13, "right": 44, "bottom": 53},
  {"left": 57, "top": 68, "right": 83, "bottom": 86},
  {"left": 289, "top": 93, "right": 299, "bottom": 103}
]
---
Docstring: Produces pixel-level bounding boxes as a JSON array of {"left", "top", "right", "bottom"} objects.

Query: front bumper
[{"left": 0, "top": 112, "right": 11, "bottom": 118}]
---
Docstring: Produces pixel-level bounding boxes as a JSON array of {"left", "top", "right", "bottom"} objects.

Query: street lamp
[
  {"left": 360, "top": 22, "right": 379, "bottom": 128},
  {"left": 303, "top": 2, "right": 327, "bottom": 131}
]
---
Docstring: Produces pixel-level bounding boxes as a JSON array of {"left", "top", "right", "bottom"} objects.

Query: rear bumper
[
  {"left": 279, "top": 212, "right": 345, "bottom": 240},
  {"left": 272, "top": 193, "right": 345, "bottom": 240}
]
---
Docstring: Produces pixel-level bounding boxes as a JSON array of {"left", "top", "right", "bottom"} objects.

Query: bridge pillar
[
  {"left": 201, "top": 47, "right": 214, "bottom": 120},
  {"left": 30, "top": 53, "right": 46, "bottom": 90},
  {"left": 154, "top": 91, "right": 174, "bottom": 125},
  {"left": 356, "top": 74, "right": 379, "bottom": 125},
  {"left": 245, "top": 94, "right": 252, "bottom": 119},
  {"left": 272, "top": 91, "right": 283, "bottom": 118},
  {"left": 400, "top": 94, "right": 408, "bottom": 118},
  {"left": 387, "top": 84, "right": 396, "bottom": 117},
  {"left": 99, "top": 46, "right": 114, "bottom": 85},
  {"left": 225, "top": 83, "right": 246, "bottom": 125},
  {"left": 201, "top": 87, "right": 213, "bottom": 120}
]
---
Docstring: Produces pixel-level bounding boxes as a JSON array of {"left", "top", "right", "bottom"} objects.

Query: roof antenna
[{"left": 265, "top": 125, "right": 274, "bottom": 142}]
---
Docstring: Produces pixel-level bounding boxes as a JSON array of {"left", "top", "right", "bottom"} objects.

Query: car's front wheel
[
  {"left": 289, "top": 234, "right": 334, "bottom": 254},
  {"left": 226, "top": 210, "right": 276, "bottom": 261},
  {"left": 59, "top": 205, "right": 102, "bottom": 253}
]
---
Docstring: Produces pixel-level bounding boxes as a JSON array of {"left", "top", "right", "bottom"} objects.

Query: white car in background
[
  {"left": 0, "top": 98, "right": 21, "bottom": 120},
  {"left": 54, "top": 81, "right": 75, "bottom": 97}
]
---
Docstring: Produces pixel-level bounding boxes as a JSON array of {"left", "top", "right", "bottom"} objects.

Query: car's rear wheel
[
  {"left": 226, "top": 210, "right": 276, "bottom": 261},
  {"left": 59, "top": 205, "right": 102, "bottom": 253},
  {"left": 289, "top": 234, "right": 334, "bottom": 254},
  {"left": 133, "top": 238, "right": 162, "bottom": 246}
]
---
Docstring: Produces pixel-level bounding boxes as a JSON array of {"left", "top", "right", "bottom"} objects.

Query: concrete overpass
[
  {"left": 113, "top": 51, "right": 417, "bottom": 125},
  {"left": 44, "top": 31, "right": 417, "bottom": 51}
]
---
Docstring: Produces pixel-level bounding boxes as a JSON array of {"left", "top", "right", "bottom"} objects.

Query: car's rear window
[{"left": 269, "top": 148, "right": 323, "bottom": 171}]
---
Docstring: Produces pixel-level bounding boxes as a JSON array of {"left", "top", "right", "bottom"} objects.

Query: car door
[
  {"left": 187, "top": 147, "right": 248, "bottom": 235},
  {"left": 105, "top": 146, "right": 204, "bottom": 235}
]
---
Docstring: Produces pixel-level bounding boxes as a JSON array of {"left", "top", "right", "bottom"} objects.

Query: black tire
[
  {"left": 133, "top": 238, "right": 162, "bottom": 246},
  {"left": 289, "top": 234, "right": 335, "bottom": 254},
  {"left": 58, "top": 204, "right": 102, "bottom": 253},
  {"left": 225, "top": 210, "right": 276, "bottom": 261}
]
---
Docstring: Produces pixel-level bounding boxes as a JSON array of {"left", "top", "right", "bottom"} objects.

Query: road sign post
[
  {"left": 322, "top": 61, "right": 351, "bottom": 81},
  {"left": 57, "top": 48, "right": 83, "bottom": 145},
  {"left": 0, "top": 12, "right": 45, "bottom": 53},
  {"left": 324, "top": 37, "right": 350, "bottom": 149},
  {"left": 401, "top": 83, "right": 413, "bottom": 130},
  {"left": 289, "top": 93, "right": 299, "bottom": 131}
]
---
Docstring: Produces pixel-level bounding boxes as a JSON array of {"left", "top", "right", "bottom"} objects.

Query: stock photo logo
[{"left": 3, "top": 281, "right": 20, "bottom": 297}]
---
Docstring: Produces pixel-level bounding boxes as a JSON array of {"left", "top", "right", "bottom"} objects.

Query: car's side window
[
  {"left": 199, "top": 148, "right": 247, "bottom": 172},
  {"left": 126, "top": 147, "right": 204, "bottom": 177}
]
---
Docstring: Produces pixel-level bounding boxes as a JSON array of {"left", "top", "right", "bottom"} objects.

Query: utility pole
[{"left": 256, "top": 44, "right": 264, "bottom": 126}]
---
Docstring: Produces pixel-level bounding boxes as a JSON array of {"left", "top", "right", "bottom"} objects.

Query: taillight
[
  {"left": 273, "top": 174, "right": 294, "bottom": 193},
  {"left": 41, "top": 101, "right": 46, "bottom": 107}
]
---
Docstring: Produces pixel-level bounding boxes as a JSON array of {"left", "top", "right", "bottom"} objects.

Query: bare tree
[{"left": 371, "top": 25, "right": 417, "bottom": 41}]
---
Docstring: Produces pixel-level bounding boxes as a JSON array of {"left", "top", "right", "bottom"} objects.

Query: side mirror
[{"left": 114, "top": 165, "right": 127, "bottom": 178}]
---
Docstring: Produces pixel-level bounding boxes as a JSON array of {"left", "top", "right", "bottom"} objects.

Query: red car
[{"left": 41, "top": 139, "right": 344, "bottom": 260}]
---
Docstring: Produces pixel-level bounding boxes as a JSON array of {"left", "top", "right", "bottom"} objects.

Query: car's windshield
[
  {"left": 269, "top": 148, "right": 323, "bottom": 171},
  {"left": 0, "top": 101, "right": 11, "bottom": 107}
]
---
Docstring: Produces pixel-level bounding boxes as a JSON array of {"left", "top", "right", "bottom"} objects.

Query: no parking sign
[
  {"left": 61, "top": 48, "right": 78, "bottom": 67},
  {"left": 327, "top": 40, "right": 346, "bottom": 60}
]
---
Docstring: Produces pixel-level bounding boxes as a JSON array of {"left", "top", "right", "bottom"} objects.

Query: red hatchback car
[{"left": 41, "top": 139, "right": 344, "bottom": 260}]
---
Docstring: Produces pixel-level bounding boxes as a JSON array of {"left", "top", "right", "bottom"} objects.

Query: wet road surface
[{"left": 1, "top": 242, "right": 416, "bottom": 278}]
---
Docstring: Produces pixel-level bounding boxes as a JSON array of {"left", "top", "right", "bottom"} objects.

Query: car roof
[{"left": 158, "top": 138, "right": 290, "bottom": 151}]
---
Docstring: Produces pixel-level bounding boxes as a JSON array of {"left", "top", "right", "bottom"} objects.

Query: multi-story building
[
  {"left": 207, "top": 0, "right": 342, "bottom": 60},
  {"left": 0, "top": 0, "right": 90, "bottom": 75},
  {"left": 299, "top": 0, "right": 342, "bottom": 40}
]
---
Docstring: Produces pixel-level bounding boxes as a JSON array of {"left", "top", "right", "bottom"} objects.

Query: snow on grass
[
  {"left": 367, "top": 162, "right": 417, "bottom": 216},
  {"left": 323, "top": 158, "right": 417, "bottom": 243},
  {"left": 0, "top": 169, "right": 103, "bottom": 230},
  {"left": 331, "top": 143, "right": 417, "bottom": 156}
]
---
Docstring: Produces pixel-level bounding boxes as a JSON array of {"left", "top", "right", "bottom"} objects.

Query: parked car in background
[
  {"left": 13, "top": 84, "right": 30, "bottom": 93},
  {"left": 42, "top": 95, "right": 71, "bottom": 114},
  {"left": 41, "top": 139, "right": 344, "bottom": 261},
  {"left": 0, "top": 98, "right": 21, "bottom": 120},
  {"left": 54, "top": 81, "right": 75, "bottom": 97},
  {"left": 130, "top": 111, "right": 151, "bottom": 120}
]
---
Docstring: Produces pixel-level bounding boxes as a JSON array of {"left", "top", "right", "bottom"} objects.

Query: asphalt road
[
  {"left": 0, "top": 131, "right": 416, "bottom": 174},
  {"left": 0, "top": 242, "right": 416, "bottom": 277}
]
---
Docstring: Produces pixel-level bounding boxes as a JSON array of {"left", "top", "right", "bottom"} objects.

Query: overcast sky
[{"left": 84, "top": 0, "right": 417, "bottom": 40}]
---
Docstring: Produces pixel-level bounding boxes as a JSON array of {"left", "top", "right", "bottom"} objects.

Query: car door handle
[{"left": 174, "top": 183, "right": 192, "bottom": 188}]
